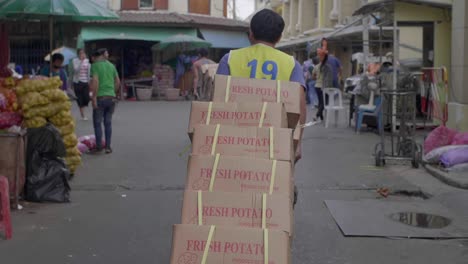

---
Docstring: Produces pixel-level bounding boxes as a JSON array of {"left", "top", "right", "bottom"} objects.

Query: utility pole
[{"left": 232, "top": 0, "right": 237, "bottom": 20}]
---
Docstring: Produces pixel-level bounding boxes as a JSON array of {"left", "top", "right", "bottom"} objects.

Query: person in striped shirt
[{"left": 72, "top": 49, "right": 91, "bottom": 120}]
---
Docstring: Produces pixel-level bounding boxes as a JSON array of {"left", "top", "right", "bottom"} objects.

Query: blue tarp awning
[{"left": 199, "top": 29, "right": 249, "bottom": 49}]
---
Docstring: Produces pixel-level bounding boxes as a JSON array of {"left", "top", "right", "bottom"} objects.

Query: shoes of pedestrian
[
  {"left": 105, "top": 148, "right": 113, "bottom": 154},
  {"left": 88, "top": 148, "right": 103, "bottom": 154}
]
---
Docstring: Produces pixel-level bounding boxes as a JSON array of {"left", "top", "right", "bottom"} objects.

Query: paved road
[{"left": 1, "top": 101, "right": 467, "bottom": 264}]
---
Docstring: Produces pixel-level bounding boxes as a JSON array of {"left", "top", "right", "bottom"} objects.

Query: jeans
[
  {"left": 93, "top": 97, "right": 115, "bottom": 149},
  {"left": 307, "top": 80, "right": 318, "bottom": 106},
  {"left": 315, "top": 88, "right": 329, "bottom": 121}
]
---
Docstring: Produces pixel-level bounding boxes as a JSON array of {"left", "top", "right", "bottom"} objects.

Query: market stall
[{"left": 0, "top": 76, "right": 81, "bottom": 203}]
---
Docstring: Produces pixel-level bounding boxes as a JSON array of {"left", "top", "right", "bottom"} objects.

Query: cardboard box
[
  {"left": 213, "top": 75, "right": 301, "bottom": 128},
  {"left": 293, "top": 122, "right": 301, "bottom": 151},
  {"left": 170, "top": 224, "right": 291, "bottom": 264},
  {"left": 188, "top": 101, "right": 288, "bottom": 139},
  {"left": 186, "top": 155, "right": 293, "bottom": 197},
  {"left": 191, "top": 125, "right": 294, "bottom": 162},
  {"left": 181, "top": 191, "right": 293, "bottom": 235}
]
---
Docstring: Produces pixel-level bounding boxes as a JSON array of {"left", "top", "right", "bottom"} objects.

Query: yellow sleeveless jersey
[{"left": 228, "top": 44, "right": 295, "bottom": 81}]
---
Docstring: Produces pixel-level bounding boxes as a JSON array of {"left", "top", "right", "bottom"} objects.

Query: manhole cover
[{"left": 390, "top": 212, "right": 452, "bottom": 229}]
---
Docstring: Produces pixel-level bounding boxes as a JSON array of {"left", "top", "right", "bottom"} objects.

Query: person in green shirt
[{"left": 89, "top": 48, "right": 120, "bottom": 154}]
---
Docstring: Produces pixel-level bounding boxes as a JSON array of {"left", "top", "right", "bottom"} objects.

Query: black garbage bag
[
  {"left": 25, "top": 124, "right": 70, "bottom": 203},
  {"left": 26, "top": 124, "right": 66, "bottom": 160},
  {"left": 25, "top": 158, "right": 70, "bottom": 202}
]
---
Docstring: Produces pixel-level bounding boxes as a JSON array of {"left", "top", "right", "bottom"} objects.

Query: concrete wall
[
  {"left": 395, "top": 2, "right": 451, "bottom": 70},
  {"left": 211, "top": 0, "right": 225, "bottom": 17},
  {"left": 169, "top": 0, "right": 188, "bottom": 13},
  {"left": 449, "top": 0, "right": 468, "bottom": 131}
]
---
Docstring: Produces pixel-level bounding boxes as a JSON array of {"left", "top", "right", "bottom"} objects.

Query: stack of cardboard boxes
[{"left": 170, "top": 75, "right": 302, "bottom": 263}]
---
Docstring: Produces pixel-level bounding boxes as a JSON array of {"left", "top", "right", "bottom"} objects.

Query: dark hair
[
  {"left": 51, "top": 53, "right": 64, "bottom": 62},
  {"left": 250, "top": 9, "right": 284, "bottom": 43},
  {"left": 198, "top": 48, "right": 209, "bottom": 57},
  {"left": 320, "top": 53, "right": 329, "bottom": 71},
  {"left": 312, "top": 56, "right": 320, "bottom": 65},
  {"left": 77, "top": 48, "right": 84, "bottom": 55},
  {"left": 93, "top": 48, "right": 108, "bottom": 57}
]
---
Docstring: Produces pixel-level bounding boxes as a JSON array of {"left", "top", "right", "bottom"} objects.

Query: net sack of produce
[
  {"left": 0, "top": 88, "right": 18, "bottom": 112},
  {"left": 440, "top": 147, "right": 468, "bottom": 168},
  {"left": 0, "top": 112, "right": 22, "bottom": 129},
  {"left": 24, "top": 116, "right": 47, "bottom": 128},
  {"left": 23, "top": 104, "right": 56, "bottom": 118},
  {"left": 444, "top": 163, "right": 468, "bottom": 173},
  {"left": 424, "top": 126, "right": 457, "bottom": 154},
  {"left": 65, "top": 155, "right": 81, "bottom": 166},
  {"left": 57, "top": 121, "right": 75, "bottom": 136},
  {"left": 452, "top": 132, "right": 468, "bottom": 145},
  {"left": 66, "top": 146, "right": 80, "bottom": 157},
  {"left": 49, "top": 110, "right": 73, "bottom": 126},
  {"left": 25, "top": 157, "right": 70, "bottom": 203},
  {"left": 41, "top": 101, "right": 72, "bottom": 119},
  {"left": 41, "top": 89, "right": 69, "bottom": 102},
  {"left": 423, "top": 145, "right": 468, "bottom": 164},
  {"left": 77, "top": 142, "right": 89, "bottom": 154},
  {"left": 20, "top": 91, "right": 49, "bottom": 110},
  {"left": 63, "top": 133, "right": 78, "bottom": 148}
]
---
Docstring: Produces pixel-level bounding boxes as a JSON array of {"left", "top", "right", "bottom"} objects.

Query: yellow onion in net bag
[
  {"left": 65, "top": 155, "right": 81, "bottom": 166},
  {"left": 58, "top": 121, "right": 76, "bottom": 136},
  {"left": 63, "top": 133, "right": 78, "bottom": 148},
  {"left": 24, "top": 116, "right": 47, "bottom": 128},
  {"left": 20, "top": 92, "right": 49, "bottom": 111},
  {"left": 41, "top": 89, "right": 69, "bottom": 102},
  {"left": 66, "top": 147, "right": 81, "bottom": 157},
  {"left": 49, "top": 110, "right": 73, "bottom": 126}
]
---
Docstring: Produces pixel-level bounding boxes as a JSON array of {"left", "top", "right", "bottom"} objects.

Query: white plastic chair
[{"left": 323, "top": 88, "right": 347, "bottom": 128}]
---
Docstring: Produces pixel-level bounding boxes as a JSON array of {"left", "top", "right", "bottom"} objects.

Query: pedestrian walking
[
  {"left": 72, "top": 49, "right": 91, "bottom": 120},
  {"left": 39, "top": 53, "right": 68, "bottom": 91},
  {"left": 192, "top": 48, "right": 215, "bottom": 100},
  {"left": 89, "top": 48, "right": 120, "bottom": 154},
  {"left": 312, "top": 48, "right": 333, "bottom": 122}
]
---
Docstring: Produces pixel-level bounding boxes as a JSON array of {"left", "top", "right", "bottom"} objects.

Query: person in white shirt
[{"left": 72, "top": 49, "right": 91, "bottom": 120}]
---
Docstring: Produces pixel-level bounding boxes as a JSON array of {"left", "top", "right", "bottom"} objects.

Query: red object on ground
[{"left": 0, "top": 176, "right": 12, "bottom": 240}]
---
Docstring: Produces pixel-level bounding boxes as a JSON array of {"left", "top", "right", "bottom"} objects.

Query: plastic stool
[
  {"left": 0, "top": 176, "right": 12, "bottom": 240},
  {"left": 323, "top": 88, "right": 348, "bottom": 128}
]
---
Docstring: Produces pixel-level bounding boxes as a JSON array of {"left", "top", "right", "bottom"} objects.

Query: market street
[{"left": 1, "top": 101, "right": 467, "bottom": 264}]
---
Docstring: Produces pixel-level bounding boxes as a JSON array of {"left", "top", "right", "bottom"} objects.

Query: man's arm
[
  {"left": 114, "top": 66, "right": 121, "bottom": 96},
  {"left": 90, "top": 76, "right": 99, "bottom": 108},
  {"left": 114, "top": 76, "right": 121, "bottom": 96},
  {"left": 192, "top": 62, "right": 199, "bottom": 94},
  {"left": 216, "top": 54, "right": 230, "bottom": 75},
  {"left": 289, "top": 61, "right": 307, "bottom": 163}
]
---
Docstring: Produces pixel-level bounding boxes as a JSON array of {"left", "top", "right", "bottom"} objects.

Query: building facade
[{"left": 106, "top": 0, "right": 228, "bottom": 17}]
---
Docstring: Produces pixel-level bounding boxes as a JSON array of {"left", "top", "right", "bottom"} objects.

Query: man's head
[
  {"left": 51, "top": 53, "right": 64, "bottom": 69},
  {"left": 198, "top": 48, "right": 209, "bottom": 58},
  {"left": 249, "top": 9, "right": 284, "bottom": 45},
  {"left": 78, "top": 49, "right": 86, "bottom": 60},
  {"left": 98, "top": 48, "right": 109, "bottom": 59}
]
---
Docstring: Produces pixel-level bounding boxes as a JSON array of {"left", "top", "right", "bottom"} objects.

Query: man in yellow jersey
[
  {"left": 216, "top": 8, "right": 307, "bottom": 162},
  {"left": 216, "top": 9, "right": 306, "bottom": 206}
]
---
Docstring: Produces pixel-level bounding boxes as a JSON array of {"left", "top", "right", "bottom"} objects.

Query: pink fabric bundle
[{"left": 424, "top": 126, "right": 457, "bottom": 154}]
